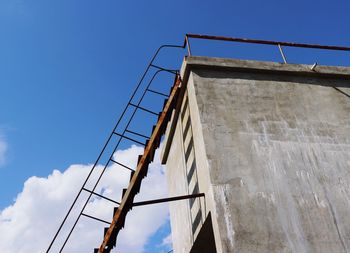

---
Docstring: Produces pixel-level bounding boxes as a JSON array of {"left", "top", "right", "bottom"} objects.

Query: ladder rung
[
  {"left": 108, "top": 228, "right": 117, "bottom": 248},
  {"left": 81, "top": 213, "right": 111, "bottom": 225},
  {"left": 140, "top": 161, "right": 150, "bottom": 179},
  {"left": 149, "top": 64, "right": 178, "bottom": 74},
  {"left": 133, "top": 177, "right": 142, "bottom": 194},
  {"left": 110, "top": 159, "right": 135, "bottom": 172},
  {"left": 144, "top": 140, "right": 155, "bottom": 161},
  {"left": 129, "top": 103, "right": 159, "bottom": 116},
  {"left": 115, "top": 211, "right": 126, "bottom": 229},
  {"left": 132, "top": 193, "right": 205, "bottom": 207},
  {"left": 145, "top": 139, "right": 150, "bottom": 148},
  {"left": 137, "top": 154, "right": 143, "bottom": 164},
  {"left": 162, "top": 98, "right": 168, "bottom": 109},
  {"left": 157, "top": 111, "right": 162, "bottom": 121},
  {"left": 125, "top": 129, "right": 150, "bottom": 139},
  {"left": 129, "top": 170, "right": 135, "bottom": 182},
  {"left": 124, "top": 201, "right": 133, "bottom": 213},
  {"left": 146, "top": 88, "right": 169, "bottom": 98},
  {"left": 113, "top": 132, "right": 145, "bottom": 146},
  {"left": 113, "top": 207, "right": 118, "bottom": 216},
  {"left": 104, "top": 226, "right": 119, "bottom": 249},
  {"left": 155, "top": 135, "right": 161, "bottom": 147},
  {"left": 122, "top": 188, "right": 127, "bottom": 198},
  {"left": 82, "top": 188, "right": 120, "bottom": 205},
  {"left": 137, "top": 155, "right": 150, "bottom": 177}
]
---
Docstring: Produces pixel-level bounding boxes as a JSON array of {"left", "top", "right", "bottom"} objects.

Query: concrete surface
[{"left": 162, "top": 56, "right": 350, "bottom": 253}]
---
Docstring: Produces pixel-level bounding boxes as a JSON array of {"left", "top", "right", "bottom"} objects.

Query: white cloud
[
  {"left": 0, "top": 136, "right": 7, "bottom": 167},
  {"left": 160, "top": 233, "right": 173, "bottom": 251},
  {"left": 0, "top": 145, "right": 171, "bottom": 253}
]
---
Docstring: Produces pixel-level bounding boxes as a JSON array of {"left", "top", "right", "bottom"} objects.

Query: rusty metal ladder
[
  {"left": 95, "top": 75, "right": 182, "bottom": 252},
  {"left": 46, "top": 44, "right": 185, "bottom": 253}
]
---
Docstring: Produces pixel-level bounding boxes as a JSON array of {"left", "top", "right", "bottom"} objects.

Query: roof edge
[{"left": 180, "top": 56, "right": 350, "bottom": 79}]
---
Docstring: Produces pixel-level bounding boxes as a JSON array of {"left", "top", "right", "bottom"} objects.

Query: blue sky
[{"left": 1, "top": 0, "right": 350, "bottom": 252}]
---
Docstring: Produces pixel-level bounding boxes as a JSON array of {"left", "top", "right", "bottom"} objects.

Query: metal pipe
[
  {"left": 278, "top": 44, "right": 288, "bottom": 63},
  {"left": 150, "top": 64, "right": 178, "bottom": 74},
  {"left": 82, "top": 188, "right": 120, "bottom": 205},
  {"left": 128, "top": 103, "right": 159, "bottom": 116},
  {"left": 113, "top": 132, "right": 146, "bottom": 146},
  {"left": 81, "top": 213, "right": 111, "bottom": 225},
  {"left": 185, "top": 35, "right": 192, "bottom": 56},
  {"left": 109, "top": 159, "right": 134, "bottom": 172},
  {"left": 311, "top": 62, "right": 318, "bottom": 71},
  {"left": 125, "top": 129, "right": 150, "bottom": 140},
  {"left": 132, "top": 193, "right": 205, "bottom": 207},
  {"left": 146, "top": 88, "right": 169, "bottom": 98},
  {"left": 185, "top": 33, "right": 350, "bottom": 51}
]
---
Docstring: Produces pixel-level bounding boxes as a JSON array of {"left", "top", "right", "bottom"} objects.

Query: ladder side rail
[{"left": 58, "top": 69, "right": 177, "bottom": 252}]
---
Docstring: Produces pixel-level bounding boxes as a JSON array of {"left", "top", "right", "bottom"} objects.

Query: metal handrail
[{"left": 184, "top": 33, "right": 350, "bottom": 63}]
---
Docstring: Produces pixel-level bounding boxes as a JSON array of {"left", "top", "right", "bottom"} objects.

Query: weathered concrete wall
[
  {"left": 165, "top": 111, "right": 194, "bottom": 253},
  {"left": 165, "top": 82, "right": 215, "bottom": 253},
  {"left": 163, "top": 56, "right": 350, "bottom": 253}
]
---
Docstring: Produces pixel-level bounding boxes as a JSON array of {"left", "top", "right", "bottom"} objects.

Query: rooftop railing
[{"left": 184, "top": 34, "right": 350, "bottom": 65}]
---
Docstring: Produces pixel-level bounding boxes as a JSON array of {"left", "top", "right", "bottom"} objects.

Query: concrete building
[{"left": 161, "top": 56, "right": 350, "bottom": 253}]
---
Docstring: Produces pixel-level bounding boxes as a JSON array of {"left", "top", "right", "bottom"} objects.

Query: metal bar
[
  {"left": 132, "top": 193, "right": 205, "bottom": 207},
  {"left": 98, "top": 76, "right": 182, "bottom": 253},
  {"left": 150, "top": 64, "right": 178, "bottom": 74},
  {"left": 311, "top": 62, "right": 318, "bottom": 71},
  {"left": 185, "top": 33, "right": 350, "bottom": 51},
  {"left": 82, "top": 188, "right": 120, "bottom": 205},
  {"left": 110, "top": 159, "right": 135, "bottom": 172},
  {"left": 129, "top": 103, "right": 159, "bottom": 116},
  {"left": 82, "top": 213, "right": 111, "bottom": 225},
  {"left": 185, "top": 35, "right": 192, "bottom": 56},
  {"left": 125, "top": 129, "right": 150, "bottom": 139},
  {"left": 113, "top": 132, "right": 145, "bottom": 146},
  {"left": 47, "top": 44, "right": 183, "bottom": 253},
  {"left": 146, "top": 88, "right": 169, "bottom": 98},
  {"left": 59, "top": 213, "right": 81, "bottom": 252},
  {"left": 278, "top": 44, "right": 288, "bottom": 63}
]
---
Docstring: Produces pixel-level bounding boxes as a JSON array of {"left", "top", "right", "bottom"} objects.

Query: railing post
[
  {"left": 185, "top": 35, "right": 192, "bottom": 56},
  {"left": 278, "top": 44, "right": 288, "bottom": 63}
]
